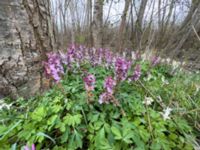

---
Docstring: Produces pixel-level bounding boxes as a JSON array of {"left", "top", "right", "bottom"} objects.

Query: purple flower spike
[
  {"left": 59, "top": 51, "right": 68, "bottom": 65},
  {"left": 84, "top": 74, "right": 96, "bottom": 91},
  {"left": 104, "top": 76, "right": 116, "bottom": 94},
  {"left": 99, "top": 92, "right": 112, "bottom": 104},
  {"left": 24, "top": 145, "right": 29, "bottom": 150},
  {"left": 115, "top": 57, "right": 131, "bottom": 81},
  {"left": 105, "top": 50, "right": 113, "bottom": 67},
  {"left": 131, "top": 64, "right": 141, "bottom": 81},
  {"left": 43, "top": 52, "right": 64, "bottom": 82},
  {"left": 151, "top": 56, "right": 160, "bottom": 66},
  {"left": 24, "top": 144, "right": 36, "bottom": 150},
  {"left": 32, "top": 144, "right": 36, "bottom": 150}
]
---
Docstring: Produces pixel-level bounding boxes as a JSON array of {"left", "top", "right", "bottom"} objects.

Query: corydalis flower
[
  {"left": 99, "top": 92, "right": 111, "bottom": 104},
  {"left": 115, "top": 57, "right": 131, "bottom": 81},
  {"left": 84, "top": 74, "right": 96, "bottom": 91},
  {"left": 43, "top": 52, "right": 64, "bottom": 82},
  {"left": 99, "top": 92, "right": 119, "bottom": 106},
  {"left": 104, "top": 76, "right": 116, "bottom": 94},
  {"left": 130, "top": 64, "right": 141, "bottom": 81},
  {"left": 151, "top": 56, "right": 160, "bottom": 66},
  {"left": 24, "top": 144, "right": 35, "bottom": 150},
  {"left": 105, "top": 50, "right": 113, "bottom": 67}
]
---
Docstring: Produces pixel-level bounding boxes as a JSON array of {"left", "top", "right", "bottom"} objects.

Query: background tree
[
  {"left": 135, "top": 0, "right": 148, "bottom": 49},
  {"left": 117, "top": 0, "right": 131, "bottom": 52},
  {"left": 92, "top": 0, "right": 104, "bottom": 48}
]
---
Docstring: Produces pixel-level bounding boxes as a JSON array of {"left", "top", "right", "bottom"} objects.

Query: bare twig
[{"left": 192, "top": 25, "right": 200, "bottom": 42}]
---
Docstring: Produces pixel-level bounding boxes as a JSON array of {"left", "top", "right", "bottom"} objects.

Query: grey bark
[
  {"left": 92, "top": 0, "right": 103, "bottom": 48},
  {"left": 83, "top": 0, "right": 93, "bottom": 46},
  {"left": 69, "top": 0, "right": 76, "bottom": 44},
  {"left": 135, "top": 0, "right": 148, "bottom": 49},
  {"left": 0, "top": 0, "right": 55, "bottom": 99},
  {"left": 117, "top": 0, "right": 130, "bottom": 52}
]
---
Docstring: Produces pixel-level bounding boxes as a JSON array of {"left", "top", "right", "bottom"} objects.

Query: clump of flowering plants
[
  {"left": 99, "top": 76, "right": 119, "bottom": 105},
  {"left": 0, "top": 45, "right": 198, "bottom": 149},
  {"left": 42, "top": 44, "right": 144, "bottom": 105}
]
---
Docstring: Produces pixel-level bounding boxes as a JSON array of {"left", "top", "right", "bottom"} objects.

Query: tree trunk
[
  {"left": 135, "top": 0, "right": 148, "bottom": 49},
  {"left": 92, "top": 0, "right": 103, "bottom": 48},
  {"left": 69, "top": 0, "right": 76, "bottom": 45},
  {"left": 164, "top": 1, "right": 200, "bottom": 57},
  {"left": 86, "top": 0, "right": 93, "bottom": 46},
  {"left": 0, "top": 0, "right": 55, "bottom": 99},
  {"left": 117, "top": 0, "right": 130, "bottom": 52}
]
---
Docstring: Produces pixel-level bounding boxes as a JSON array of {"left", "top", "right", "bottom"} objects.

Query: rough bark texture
[
  {"left": 117, "top": 0, "right": 130, "bottom": 52},
  {"left": 135, "top": 0, "right": 148, "bottom": 49},
  {"left": 92, "top": 0, "right": 103, "bottom": 48},
  {"left": 0, "top": 0, "right": 55, "bottom": 99}
]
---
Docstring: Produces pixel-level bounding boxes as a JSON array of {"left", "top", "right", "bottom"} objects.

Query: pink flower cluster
[
  {"left": 83, "top": 74, "right": 96, "bottom": 91},
  {"left": 43, "top": 52, "right": 64, "bottom": 82},
  {"left": 99, "top": 77, "right": 117, "bottom": 104},
  {"left": 99, "top": 92, "right": 113, "bottom": 104},
  {"left": 104, "top": 76, "right": 116, "bottom": 94},
  {"left": 24, "top": 144, "right": 35, "bottom": 150},
  {"left": 43, "top": 45, "right": 147, "bottom": 84},
  {"left": 151, "top": 56, "right": 160, "bottom": 66},
  {"left": 130, "top": 64, "right": 141, "bottom": 81},
  {"left": 115, "top": 57, "right": 131, "bottom": 81}
]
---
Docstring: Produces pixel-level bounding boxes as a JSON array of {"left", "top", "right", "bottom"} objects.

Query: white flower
[
  {"left": 143, "top": 97, "right": 154, "bottom": 106},
  {"left": 161, "top": 76, "right": 169, "bottom": 85},
  {"left": 166, "top": 58, "right": 171, "bottom": 63},
  {"left": 161, "top": 107, "right": 172, "bottom": 120},
  {"left": 172, "top": 60, "right": 181, "bottom": 70},
  {"left": 144, "top": 73, "right": 153, "bottom": 81}
]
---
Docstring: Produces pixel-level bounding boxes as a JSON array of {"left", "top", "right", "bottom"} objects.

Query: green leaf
[
  {"left": 37, "top": 132, "right": 56, "bottom": 144},
  {"left": 63, "top": 114, "right": 82, "bottom": 127},
  {"left": 47, "top": 115, "right": 58, "bottom": 126},
  {"left": 68, "top": 130, "right": 83, "bottom": 149},
  {"left": 74, "top": 130, "right": 83, "bottom": 148},
  {"left": 59, "top": 123, "right": 66, "bottom": 132},
  {"left": 51, "top": 105, "right": 62, "bottom": 113},
  {"left": 111, "top": 126, "right": 122, "bottom": 140},
  {"left": 61, "top": 128, "right": 69, "bottom": 143},
  {"left": 99, "top": 139, "right": 113, "bottom": 150},
  {"left": 31, "top": 107, "right": 46, "bottom": 121},
  {"left": 0, "top": 120, "right": 22, "bottom": 140}
]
